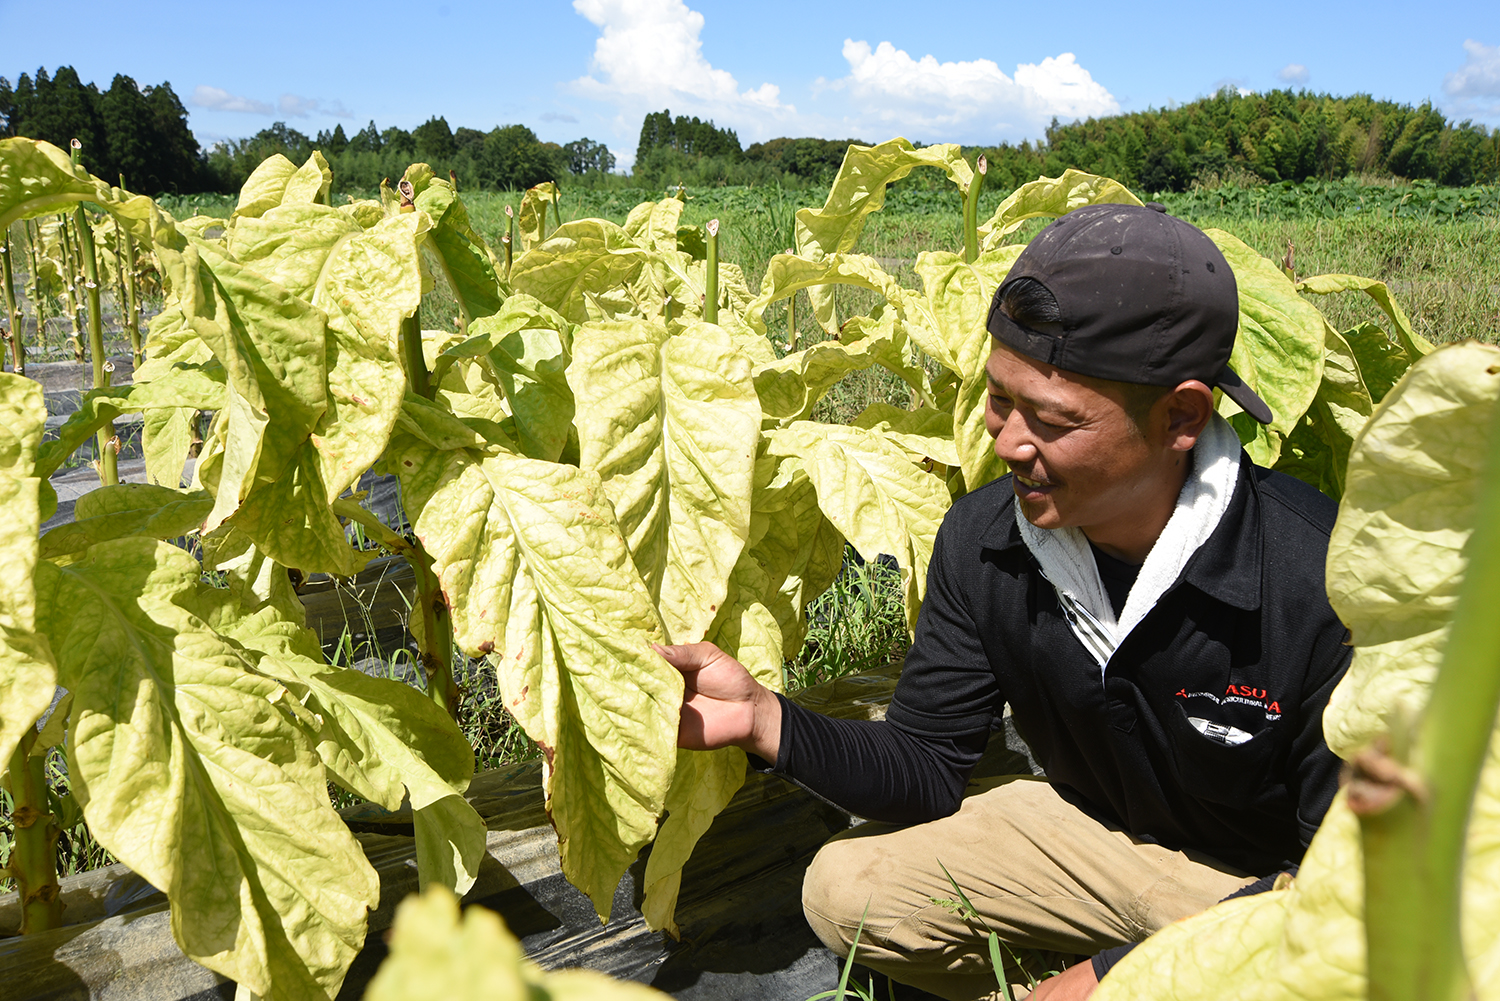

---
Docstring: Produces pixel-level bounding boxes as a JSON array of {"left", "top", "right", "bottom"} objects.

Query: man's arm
[{"left": 657, "top": 642, "right": 989, "bottom": 822}]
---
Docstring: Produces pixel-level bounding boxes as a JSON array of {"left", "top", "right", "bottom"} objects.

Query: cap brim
[{"left": 1216, "top": 364, "right": 1274, "bottom": 425}]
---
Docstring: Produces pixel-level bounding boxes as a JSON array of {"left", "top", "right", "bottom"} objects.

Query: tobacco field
[{"left": 1, "top": 134, "right": 1498, "bottom": 1001}]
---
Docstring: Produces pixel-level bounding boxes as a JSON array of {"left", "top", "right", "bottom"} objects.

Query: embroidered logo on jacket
[{"left": 1175, "top": 686, "right": 1283, "bottom": 720}]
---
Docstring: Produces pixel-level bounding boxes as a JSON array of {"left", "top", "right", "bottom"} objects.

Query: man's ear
[{"left": 1161, "top": 380, "right": 1216, "bottom": 452}]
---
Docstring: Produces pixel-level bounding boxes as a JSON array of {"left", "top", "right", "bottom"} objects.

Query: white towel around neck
[{"left": 1016, "top": 412, "right": 1242, "bottom": 672}]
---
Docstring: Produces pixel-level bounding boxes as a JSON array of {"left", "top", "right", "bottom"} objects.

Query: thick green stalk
[
  {"left": 704, "top": 219, "right": 720, "bottom": 325},
  {"left": 963, "top": 155, "right": 988, "bottom": 264},
  {"left": 75, "top": 206, "right": 118, "bottom": 486},
  {"left": 1359, "top": 397, "right": 1500, "bottom": 1001},
  {"left": 59, "top": 215, "right": 84, "bottom": 362},
  {"left": 411, "top": 542, "right": 459, "bottom": 722},
  {"left": 3, "top": 729, "right": 64, "bottom": 933},
  {"left": 401, "top": 313, "right": 431, "bottom": 399},
  {"left": 2, "top": 229, "right": 22, "bottom": 375},
  {"left": 22, "top": 220, "right": 44, "bottom": 318},
  {"left": 114, "top": 195, "right": 141, "bottom": 369},
  {"left": 786, "top": 288, "right": 798, "bottom": 351},
  {"left": 504, "top": 205, "right": 516, "bottom": 278}
]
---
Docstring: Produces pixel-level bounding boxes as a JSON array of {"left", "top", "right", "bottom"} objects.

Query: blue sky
[{"left": 4, "top": 0, "right": 1498, "bottom": 169}]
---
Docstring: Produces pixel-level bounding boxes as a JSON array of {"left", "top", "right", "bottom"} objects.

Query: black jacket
[{"left": 777, "top": 460, "right": 1351, "bottom": 876}]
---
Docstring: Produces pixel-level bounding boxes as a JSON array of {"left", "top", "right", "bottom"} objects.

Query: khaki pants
[{"left": 802, "top": 775, "right": 1253, "bottom": 1001}]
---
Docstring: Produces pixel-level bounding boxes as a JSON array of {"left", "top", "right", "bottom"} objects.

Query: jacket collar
[{"left": 977, "top": 460, "right": 1263, "bottom": 612}]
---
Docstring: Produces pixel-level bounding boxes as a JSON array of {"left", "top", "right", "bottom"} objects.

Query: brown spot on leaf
[{"left": 478, "top": 640, "right": 495, "bottom": 655}]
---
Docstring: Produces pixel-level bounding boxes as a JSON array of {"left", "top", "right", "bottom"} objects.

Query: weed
[{"left": 786, "top": 548, "right": 910, "bottom": 693}]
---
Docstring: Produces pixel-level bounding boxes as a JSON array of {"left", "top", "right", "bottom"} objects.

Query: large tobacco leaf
[
  {"left": 442, "top": 294, "right": 576, "bottom": 462},
  {"left": 642, "top": 552, "right": 787, "bottom": 935},
  {"left": 567, "top": 318, "right": 761, "bottom": 643},
  {"left": 1205, "top": 230, "right": 1326, "bottom": 466},
  {"left": 390, "top": 437, "right": 680, "bottom": 920},
  {"left": 405, "top": 165, "right": 505, "bottom": 322},
  {"left": 768, "top": 421, "right": 949, "bottom": 629},
  {"left": 0, "top": 375, "right": 57, "bottom": 772},
  {"left": 225, "top": 194, "right": 425, "bottom": 501},
  {"left": 977, "top": 168, "right": 1143, "bottom": 250},
  {"left": 199, "top": 544, "right": 486, "bottom": 896},
  {"left": 907, "top": 246, "right": 1026, "bottom": 492},
  {"left": 1323, "top": 341, "right": 1500, "bottom": 758},
  {"left": 1094, "top": 342, "right": 1500, "bottom": 1001},
  {"left": 510, "top": 218, "right": 647, "bottom": 324},
  {"left": 35, "top": 537, "right": 377, "bottom": 1001}
]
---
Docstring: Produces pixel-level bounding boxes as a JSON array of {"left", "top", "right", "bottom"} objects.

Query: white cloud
[
  {"left": 542, "top": 111, "right": 580, "bottom": 124},
  {"left": 572, "top": 0, "right": 790, "bottom": 109},
  {"left": 830, "top": 40, "right": 1118, "bottom": 139},
  {"left": 1277, "top": 63, "right": 1309, "bottom": 85},
  {"left": 569, "top": 0, "right": 796, "bottom": 156},
  {"left": 1444, "top": 39, "right": 1500, "bottom": 118},
  {"left": 278, "top": 94, "right": 353, "bottom": 119},
  {"left": 191, "top": 85, "right": 273, "bottom": 115}
]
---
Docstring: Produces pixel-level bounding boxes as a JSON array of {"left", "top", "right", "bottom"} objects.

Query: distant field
[{"left": 157, "top": 178, "right": 1500, "bottom": 350}]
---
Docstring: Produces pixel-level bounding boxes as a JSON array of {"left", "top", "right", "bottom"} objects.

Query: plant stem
[
  {"left": 964, "top": 155, "right": 988, "bottom": 265},
  {"left": 4, "top": 729, "right": 64, "bottom": 934},
  {"left": 411, "top": 540, "right": 459, "bottom": 721},
  {"left": 75, "top": 206, "right": 118, "bottom": 486},
  {"left": 401, "top": 313, "right": 432, "bottom": 399},
  {"left": 704, "top": 219, "right": 720, "bottom": 325},
  {"left": 114, "top": 184, "right": 142, "bottom": 368},
  {"left": 59, "top": 215, "right": 84, "bottom": 362},
  {"left": 1359, "top": 397, "right": 1500, "bottom": 1001},
  {"left": 787, "top": 289, "right": 799, "bottom": 351},
  {"left": 2, "top": 227, "right": 22, "bottom": 376}
]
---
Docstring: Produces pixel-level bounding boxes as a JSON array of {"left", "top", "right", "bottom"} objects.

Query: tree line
[
  {"left": 968, "top": 88, "right": 1500, "bottom": 194},
  {"left": 205, "top": 117, "right": 615, "bottom": 194},
  {"left": 0, "top": 67, "right": 205, "bottom": 193},
  {"left": 5, "top": 67, "right": 1496, "bottom": 197}
]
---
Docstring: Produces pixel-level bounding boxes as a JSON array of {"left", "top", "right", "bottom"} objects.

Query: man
[{"left": 657, "top": 203, "right": 1350, "bottom": 1000}]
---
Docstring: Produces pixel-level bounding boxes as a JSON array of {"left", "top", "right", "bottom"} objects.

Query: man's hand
[
  {"left": 653, "top": 642, "right": 782, "bottom": 762},
  {"left": 1027, "top": 959, "right": 1099, "bottom": 1001}
]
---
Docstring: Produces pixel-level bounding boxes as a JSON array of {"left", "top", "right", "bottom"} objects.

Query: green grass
[{"left": 785, "top": 550, "right": 910, "bottom": 693}]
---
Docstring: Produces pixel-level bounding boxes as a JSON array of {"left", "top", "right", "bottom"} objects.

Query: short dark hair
[{"left": 996, "top": 277, "right": 1168, "bottom": 433}]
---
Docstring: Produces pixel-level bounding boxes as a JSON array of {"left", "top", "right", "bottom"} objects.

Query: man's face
[{"left": 984, "top": 341, "right": 1167, "bottom": 536}]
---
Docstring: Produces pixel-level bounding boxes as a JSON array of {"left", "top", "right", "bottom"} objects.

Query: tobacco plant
[{"left": 0, "top": 134, "right": 1426, "bottom": 1000}]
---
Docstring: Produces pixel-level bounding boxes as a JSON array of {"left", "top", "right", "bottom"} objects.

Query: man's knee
[{"left": 802, "top": 828, "right": 889, "bottom": 953}]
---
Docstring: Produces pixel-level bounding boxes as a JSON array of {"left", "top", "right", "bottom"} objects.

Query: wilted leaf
[
  {"left": 745, "top": 252, "right": 905, "bottom": 337},
  {"left": 1270, "top": 321, "right": 1373, "bottom": 500},
  {"left": 39, "top": 485, "right": 213, "bottom": 560},
  {"left": 1297, "top": 274, "right": 1434, "bottom": 362},
  {"left": 444, "top": 295, "right": 575, "bottom": 461},
  {"left": 410, "top": 170, "right": 505, "bottom": 322},
  {"left": 518, "top": 180, "right": 560, "bottom": 251},
  {"left": 1323, "top": 341, "right": 1500, "bottom": 758},
  {"left": 852, "top": 403, "right": 960, "bottom": 467},
  {"left": 795, "top": 138, "right": 973, "bottom": 260}
]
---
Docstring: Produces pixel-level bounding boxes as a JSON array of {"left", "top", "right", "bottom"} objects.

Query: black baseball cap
[{"left": 985, "top": 203, "right": 1272, "bottom": 425}]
